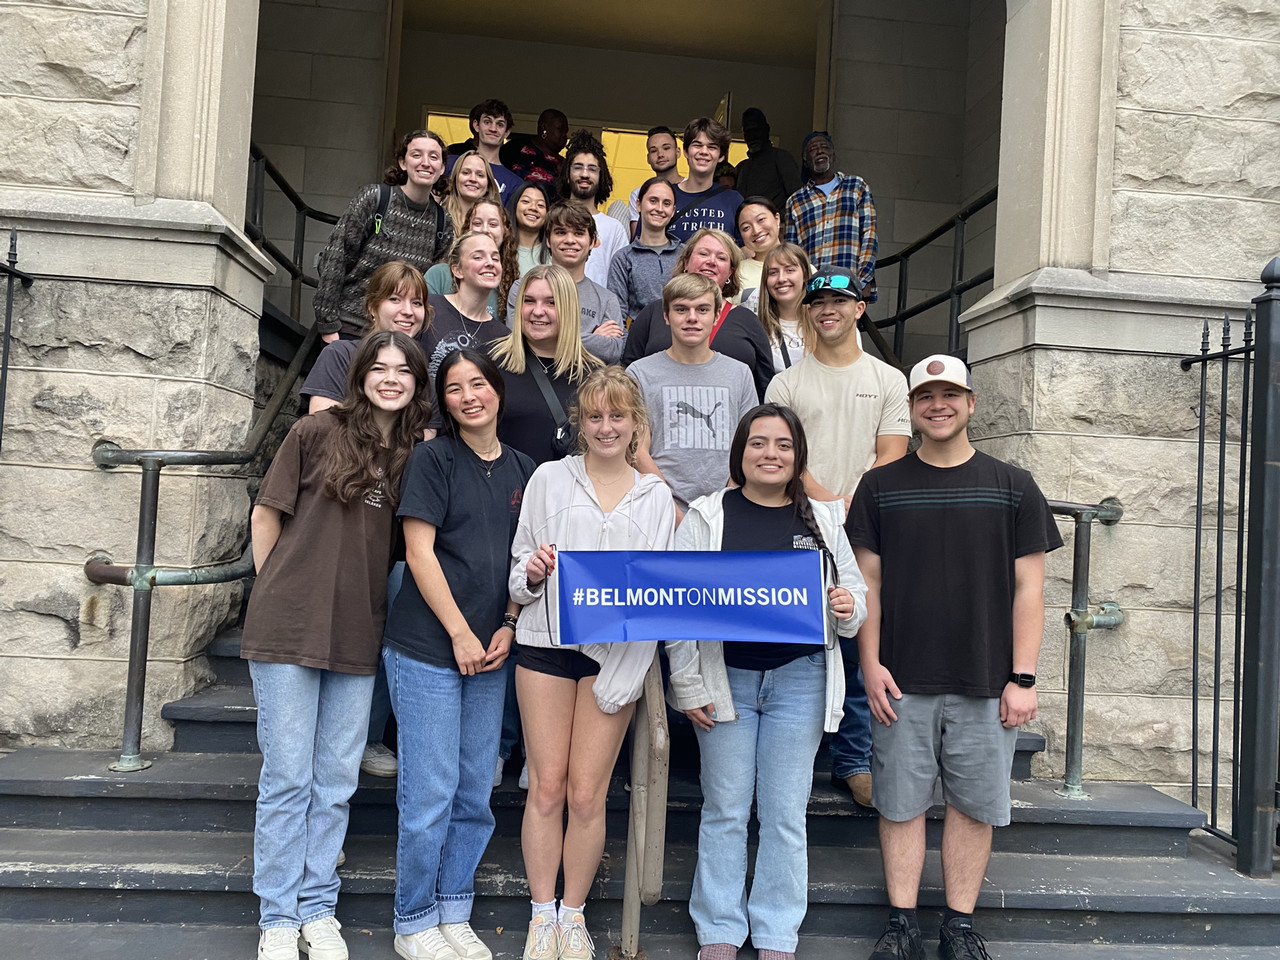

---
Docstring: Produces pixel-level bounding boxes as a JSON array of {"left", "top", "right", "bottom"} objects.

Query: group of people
[{"left": 245, "top": 98, "right": 1063, "bottom": 960}]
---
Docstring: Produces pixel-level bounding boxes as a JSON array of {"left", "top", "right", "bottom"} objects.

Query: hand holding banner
[{"left": 554, "top": 550, "right": 826, "bottom": 646}]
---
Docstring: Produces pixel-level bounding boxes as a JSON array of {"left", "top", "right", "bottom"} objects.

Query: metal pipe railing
[
  {"left": 1049, "top": 497, "right": 1125, "bottom": 800},
  {"left": 617, "top": 657, "right": 670, "bottom": 958}
]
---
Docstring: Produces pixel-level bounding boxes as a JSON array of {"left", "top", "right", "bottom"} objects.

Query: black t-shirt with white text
[
  {"left": 846, "top": 451, "right": 1063, "bottom": 697},
  {"left": 720, "top": 488, "right": 825, "bottom": 671}
]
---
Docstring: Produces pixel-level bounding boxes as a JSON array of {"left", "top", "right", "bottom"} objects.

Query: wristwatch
[
  {"left": 1009, "top": 673, "right": 1036, "bottom": 688},
  {"left": 501, "top": 614, "right": 519, "bottom": 631}
]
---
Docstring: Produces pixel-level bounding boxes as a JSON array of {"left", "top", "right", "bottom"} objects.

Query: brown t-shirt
[{"left": 240, "top": 411, "right": 396, "bottom": 674}]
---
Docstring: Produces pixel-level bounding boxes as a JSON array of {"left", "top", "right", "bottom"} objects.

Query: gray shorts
[{"left": 870, "top": 693, "right": 1018, "bottom": 826}]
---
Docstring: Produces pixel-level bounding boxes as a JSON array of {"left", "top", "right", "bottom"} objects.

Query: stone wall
[
  {"left": 0, "top": 0, "right": 270, "bottom": 751},
  {"left": 252, "top": 0, "right": 395, "bottom": 323},
  {"left": 963, "top": 0, "right": 1278, "bottom": 807}
]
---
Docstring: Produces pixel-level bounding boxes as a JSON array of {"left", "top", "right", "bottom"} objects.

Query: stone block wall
[
  {"left": 252, "top": 0, "right": 394, "bottom": 322},
  {"left": 0, "top": 0, "right": 270, "bottom": 750}
]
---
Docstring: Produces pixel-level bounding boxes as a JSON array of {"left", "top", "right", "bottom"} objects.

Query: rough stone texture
[
  {"left": 1121, "top": 0, "right": 1280, "bottom": 43},
  {"left": 969, "top": 351, "right": 1034, "bottom": 437},
  {"left": 0, "top": 8, "right": 145, "bottom": 103},
  {"left": 1110, "top": 191, "right": 1280, "bottom": 283},
  {"left": 29, "top": 0, "right": 148, "bottom": 14},
  {"left": 0, "top": 97, "right": 137, "bottom": 193},
  {"left": 1117, "top": 31, "right": 1280, "bottom": 120},
  {"left": 9, "top": 282, "right": 209, "bottom": 376},
  {"left": 1082, "top": 608, "right": 1234, "bottom": 698},
  {"left": 0, "top": 656, "right": 209, "bottom": 751},
  {"left": 0, "top": 369, "right": 155, "bottom": 467},
  {"left": 1115, "top": 111, "right": 1280, "bottom": 202},
  {"left": 206, "top": 295, "right": 260, "bottom": 399},
  {"left": 152, "top": 379, "right": 254, "bottom": 453},
  {"left": 0, "top": 563, "right": 129, "bottom": 657}
]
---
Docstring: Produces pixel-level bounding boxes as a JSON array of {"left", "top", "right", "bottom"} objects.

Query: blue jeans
[
  {"left": 829, "top": 634, "right": 872, "bottom": 779},
  {"left": 250, "top": 660, "right": 375, "bottom": 930},
  {"left": 690, "top": 652, "right": 827, "bottom": 952},
  {"left": 384, "top": 645, "right": 506, "bottom": 934}
]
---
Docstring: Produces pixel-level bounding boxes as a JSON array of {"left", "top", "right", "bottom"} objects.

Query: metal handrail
[
  {"left": 1047, "top": 497, "right": 1125, "bottom": 799},
  {"left": 1, "top": 227, "right": 36, "bottom": 459},
  {"left": 85, "top": 143, "right": 331, "bottom": 771},
  {"left": 873, "top": 186, "right": 997, "bottom": 362},
  {"left": 615, "top": 657, "right": 669, "bottom": 959}
]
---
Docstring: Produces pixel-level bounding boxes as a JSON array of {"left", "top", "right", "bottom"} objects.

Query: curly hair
[
  {"left": 383, "top": 129, "right": 447, "bottom": 186},
  {"left": 466, "top": 200, "right": 518, "bottom": 321},
  {"left": 556, "top": 129, "right": 614, "bottom": 208},
  {"left": 323, "top": 330, "right": 432, "bottom": 506}
]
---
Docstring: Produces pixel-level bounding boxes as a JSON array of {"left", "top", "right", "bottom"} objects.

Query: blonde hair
[
  {"left": 490, "top": 264, "right": 602, "bottom": 383},
  {"left": 571, "top": 366, "right": 650, "bottom": 466},
  {"left": 446, "top": 231, "right": 500, "bottom": 294},
  {"left": 674, "top": 227, "right": 743, "bottom": 299},
  {"left": 443, "top": 150, "right": 501, "bottom": 233},
  {"left": 661, "top": 271, "right": 724, "bottom": 315},
  {"left": 758, "top": 242, "right": 814, "bottom": 348}
]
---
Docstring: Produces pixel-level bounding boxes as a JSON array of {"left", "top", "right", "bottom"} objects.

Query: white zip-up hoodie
[
  {"left": 509, "top": 455, "right": 676, "bottom": 713},
  {"left": 665, "top": 489, "right": 868, "bottom": 732}
]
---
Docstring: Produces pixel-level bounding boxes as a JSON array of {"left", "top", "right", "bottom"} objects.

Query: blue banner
[{"left": 554, "top": 550, "right": 826, "bottom": 646}]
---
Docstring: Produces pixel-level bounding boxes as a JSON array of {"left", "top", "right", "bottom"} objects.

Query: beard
[{"left": 572, "top": 181, "right": 597, "bottom": 201}]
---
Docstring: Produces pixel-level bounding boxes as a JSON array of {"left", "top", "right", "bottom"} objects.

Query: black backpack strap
[{"left": 372, "top": 183, "right": 391, "bottom": 236}]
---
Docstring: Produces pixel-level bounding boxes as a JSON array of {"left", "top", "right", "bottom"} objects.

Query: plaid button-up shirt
[{"left": 784, "top": 173, "right": 878, "bottom": 302}]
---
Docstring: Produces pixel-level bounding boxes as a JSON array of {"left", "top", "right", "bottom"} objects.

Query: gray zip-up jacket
[
  {"left": 509, "top": 456, "right": 677, "bottom": 713},
  {"left": 665, "top": 490, "right": 868, "bottom": 732}
]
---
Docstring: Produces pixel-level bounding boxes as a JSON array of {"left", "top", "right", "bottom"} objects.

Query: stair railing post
[
  {"left": 109, "top": 457, "right": 162, "bottom": 773},
  {"left": 1237, "top": 257, "right": 1280, "bottom": 877},
  {"left": 948, "top": 216, "right": 966, "bottom": 354}
]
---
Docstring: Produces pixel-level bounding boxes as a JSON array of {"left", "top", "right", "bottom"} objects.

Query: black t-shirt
[
  {"left": 846, "top": 450, "right": 1064, "bottom": 697},
  {"left": 417, "top": 294, "right": 508, "bottom": 382},
  {"left": 498, "top": 359, "right": 579, "bottom": 466},
  {"left": 300, "top": 340, "right": 360, "bottom": 402},
  {"left": 720, "top": 488, "right": 825, "bottom": 671},
  {"left": 621, "top": 301, "right": 775, "bottom": 401},
  {"left": 384, "top": 435, "right": 535, "bottom": 669}
]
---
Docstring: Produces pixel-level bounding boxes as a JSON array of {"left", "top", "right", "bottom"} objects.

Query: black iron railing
[
  {"left": 872, "top": 186, "right": 997, "bottom": 363},
  {"left": 1178, "top": 257, "right": 1280, "bottom": 878},
  {"left": 0, "top": 227, "right": 36, "bottom": 460}
]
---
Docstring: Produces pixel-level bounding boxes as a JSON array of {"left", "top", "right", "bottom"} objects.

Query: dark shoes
[
  {"left": 938, "top": 920, "right": 993, "bottom": 960},
  {"left": 868, "top": 916, "right": 924, "bottom": 960}
]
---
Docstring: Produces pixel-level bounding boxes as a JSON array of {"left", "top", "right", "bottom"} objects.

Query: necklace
[
  {"left": 587, "top": 465, "right": 631, "bottom": 487},
  {"left": 467, "top": 439, "right": 502, "bottom": 477}
]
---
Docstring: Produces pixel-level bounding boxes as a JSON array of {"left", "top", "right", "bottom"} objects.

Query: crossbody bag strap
[{"left": 527, "top": 356, "right": 567, "bottom": 424}]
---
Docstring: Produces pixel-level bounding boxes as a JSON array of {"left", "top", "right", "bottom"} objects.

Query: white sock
[
  {"left": 558, "top": 902, "right": 585, "bottom": 923},
  {"left": 532, "top": 900, "right": 557, "bottom": 922}
]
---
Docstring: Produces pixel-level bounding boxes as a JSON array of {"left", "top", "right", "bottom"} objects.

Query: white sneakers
[
  {"left": 361, "top": 742, "right": 398, "bottom": 777},
  {"left": 493, "top": 755, "right": 505, "bottom": 788},
  {"left": 558, "top": 912, "right": 595, "bottom": 960},
  {"left": 298, "top": 916, "right": 348, "bottom": 960},
  {"left": 394, "top": 925, "right": 461, "bottom": 960},
  {"left": 440, "top": 921, "right": 493, "bottom": 960},
  {"left": 518, "top": 762, "right": 530, "bottom": 790},
  {"left": 258, "top": 927, "right": 299, "bottom": 960}
]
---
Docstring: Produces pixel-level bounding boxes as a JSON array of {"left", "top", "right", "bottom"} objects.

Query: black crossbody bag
[{"left": 528, "top": 359, "right": 575, "bottom": 458}]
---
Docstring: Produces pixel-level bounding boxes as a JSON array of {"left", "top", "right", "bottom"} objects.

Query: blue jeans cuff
[
  {"left": 300, "top": 909, "right": 336, "bottom": 925},
  {"left": 438, "top": 894, "right": 474, "bottom": 924},
  {"left": 396, "top": 906, "right": 440, "bottom": 935}
]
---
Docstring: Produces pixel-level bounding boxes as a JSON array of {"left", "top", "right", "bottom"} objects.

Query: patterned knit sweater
[{"left": 313, "top": 184, "right": 454, "bottom": 336}]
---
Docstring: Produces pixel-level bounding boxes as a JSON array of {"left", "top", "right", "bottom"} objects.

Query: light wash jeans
[
  {"left": 690, "top": 652, "right": 827, "bottom": 953},
  {"left": 828, "top": 634, "right": 873, "bottom": 779},
  {"left": 249, "top": 660, "right": 375, "bottom": 930},
  {"left": 384, "top": 644, "right": 506, "bottom": 934}
]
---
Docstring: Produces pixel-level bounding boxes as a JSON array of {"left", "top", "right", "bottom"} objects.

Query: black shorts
[{"left": 517, "top": 644, "right": 601, "bottom": 682}]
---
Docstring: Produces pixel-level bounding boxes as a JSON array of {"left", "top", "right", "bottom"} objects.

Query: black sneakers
[
  {"left": 867, "top": 915, "right": 924, "bottom": 960},
  {"left": 938, "top": 919, "right": 993, "bottom": 960}
]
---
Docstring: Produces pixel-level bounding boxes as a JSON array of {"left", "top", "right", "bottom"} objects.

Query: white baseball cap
[{"left": 908, "top": 354, "right": 973, "bottom": 396}]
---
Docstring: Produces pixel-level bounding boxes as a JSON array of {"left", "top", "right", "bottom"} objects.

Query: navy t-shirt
[
  {"left": 720, "top": 488, "right": 825, "bottom": 671},
  {"left": 670, "top": 184, "right": 744, "bottom": 244},
  {"left": 384, "top": 435, "right": 535, "bottom": 669}
]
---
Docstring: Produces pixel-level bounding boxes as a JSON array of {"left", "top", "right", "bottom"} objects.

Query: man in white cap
[{"left": 847, "top": 355, "right": 1063, "bottom": 960}]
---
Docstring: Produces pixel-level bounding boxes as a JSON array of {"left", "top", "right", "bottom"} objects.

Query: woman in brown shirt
[{"left": 240, "top": 330, "right": 432, "bottom": 960}]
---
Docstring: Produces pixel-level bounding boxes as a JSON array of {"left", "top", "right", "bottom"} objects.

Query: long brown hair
[
  {"left": 467, "top": 200, "right": 518, "bottom": 321},
  {"left": 323, "top": 331, "right": 431, "bottom": 506},
  {"left": 727, "top": 403, "right": 838, "bottom": 583},
  {"left": 757, "top": 242, "right": 813, "bottom": 347}
]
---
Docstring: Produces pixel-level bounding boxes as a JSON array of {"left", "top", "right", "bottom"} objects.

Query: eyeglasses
[
  {"left": 808, "top": 274, "right": 861, "bottom": 295},
  {"left": 570, "top": 163, "right": 600, "bottom": 175}
]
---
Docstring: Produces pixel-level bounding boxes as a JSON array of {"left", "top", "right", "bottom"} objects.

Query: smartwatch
[{"left": 1009, "top": 673, "right": 1036, "bottom": 688}]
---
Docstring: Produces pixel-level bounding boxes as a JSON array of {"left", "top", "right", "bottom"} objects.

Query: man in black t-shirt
[{"left": 848, "top": 354, "right": 1062, "bottom": 960}]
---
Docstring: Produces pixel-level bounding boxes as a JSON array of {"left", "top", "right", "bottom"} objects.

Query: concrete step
[
  {"left": 0, "top": 749, "right": 1204, "bottom": 857},
  {"left": 1, "top": 827, "right": 1278, "bottom": 945},
  {"left": 3, "top": 922, "right": 1279, "bottom": 960}
]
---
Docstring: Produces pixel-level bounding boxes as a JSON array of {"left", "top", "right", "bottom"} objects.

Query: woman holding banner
[
  {"left": 509, "top": 365, "right": 677, "bottom": 960},
  {"left": 667, "top": 403, "right": 867, "bottom": 960}
]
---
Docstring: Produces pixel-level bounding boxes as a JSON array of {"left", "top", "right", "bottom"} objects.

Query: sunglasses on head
[{"left": 808, "top": 275, "right": 860, "bottom": 295}]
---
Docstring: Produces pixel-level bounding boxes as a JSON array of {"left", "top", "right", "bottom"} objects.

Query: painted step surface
[{"left": 0, "top": 749, "right": 1201, "bottom": 857}]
